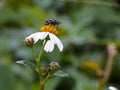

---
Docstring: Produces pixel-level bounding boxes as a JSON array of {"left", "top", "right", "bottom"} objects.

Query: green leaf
[
  {"left": 52, "top": 70, "right": 69, "bottom": 78},
  {"left": 16, "top": 60, "right": 36, "bottom": 70}
]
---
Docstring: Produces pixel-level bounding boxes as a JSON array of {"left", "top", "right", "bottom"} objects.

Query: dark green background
[{"left": 0, "top": 0, "right": 120, "bottom": 90}]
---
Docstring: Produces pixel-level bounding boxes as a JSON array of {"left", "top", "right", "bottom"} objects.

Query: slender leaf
[
  {"left": 52, "top": 70, "right": 69, "bottom": 78},
  {"left": 16, "top": 60, "right": 36, "bottom": 70}
]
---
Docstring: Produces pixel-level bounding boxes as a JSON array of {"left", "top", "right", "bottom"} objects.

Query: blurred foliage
[{"left": 0, "top": 0, "right": 120, "bottom": 90}]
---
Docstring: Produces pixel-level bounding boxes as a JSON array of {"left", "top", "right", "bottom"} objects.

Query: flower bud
[
  {"left": 24, "top": 38, "right": 34, "bottom": 47},
  {"left": 49, "top": 62, "right": 60, "bottom": 70},
  {"left": 45, "top": 67, "right": 52, "bottom": 74}
]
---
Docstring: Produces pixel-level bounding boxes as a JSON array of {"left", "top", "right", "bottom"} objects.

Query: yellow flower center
[{"left": 40, "top": 25, "right": 58, "bottom": 35}]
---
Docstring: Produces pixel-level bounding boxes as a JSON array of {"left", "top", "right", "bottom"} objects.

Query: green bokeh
[{"left": 0, "top": 0, "right": 120, "bottom": 90}]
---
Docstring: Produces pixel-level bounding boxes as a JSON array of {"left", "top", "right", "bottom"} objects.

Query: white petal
[
  {"left": 108, "top": 86, "right": 118, "bottom": 90},
  {"left": 25, "top": 32, "right": 49, "bottom": 43},
  {"left": 49, "top": 33, "right": 63, "bottom": 52},
  {"left": 44, "top": 40, "right": 54, "bottom": 52}
]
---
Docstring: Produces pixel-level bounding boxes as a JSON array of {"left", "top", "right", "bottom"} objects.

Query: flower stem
[
  {"left": 37, "top": 40, "right": 46, "bottom": 90},
  {"left": 31, "top": 47, "right": 37, "bottom": 61},
  {"left": 37, "top": 47, "right": 43, "bottom": 79},
  {"left": 38, "top": 40, "right": 46, "bottom": 65},
  {"left": 31, "top": 40, "right": 47, "bottom": 90},
  {"left": 40, "top": 74, "right": 50, "bottom": 90},
  {"left": 40, "top": 81, "right": 45, "bottom": 90}
]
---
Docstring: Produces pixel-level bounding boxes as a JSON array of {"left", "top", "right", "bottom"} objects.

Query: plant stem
[
  {"left": 40, "top": 74, "right": 50, "bottom": 90},
  {"left": 36, "top": 46, "right": 43, "bottom": 81},
  {"left": 37, "top": 40, "right": 46, "bottom": 90},
  {"left": 98, "top": 43, "right": 117, "bottom": 90},
  {"left": 98, "top": 55, "right": 114, "bottom": 90},
  {"left": 31, "top": 47, "right": 37, "bottom": 61},
  {"left": 38, "top": 40, "right": 46, "bottom": 66},
  {"left": 31, "top": 40, "right": 47, "bottom": 90},
  {"left": 40, "top": 81, "right": 45, "bottom": 90},
  {"left": 44, "top": 74, "right": 51, "bottom": 84}
]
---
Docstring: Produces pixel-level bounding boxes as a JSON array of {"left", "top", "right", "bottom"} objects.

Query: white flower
[{"left": 25, "top": 25, "right": 63, "bottom": 52}]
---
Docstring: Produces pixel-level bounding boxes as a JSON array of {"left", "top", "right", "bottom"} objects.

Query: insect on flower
[
  {"left": 45, "top": 19, "right": 61, "bottom": 26},
  {"left": 25, "top": 19, "right": 63, "bottom": 52}
]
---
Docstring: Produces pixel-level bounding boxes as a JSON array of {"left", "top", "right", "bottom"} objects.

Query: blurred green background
[{"left": 0, "top": 0, "right": 120, "bottom": 90}]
